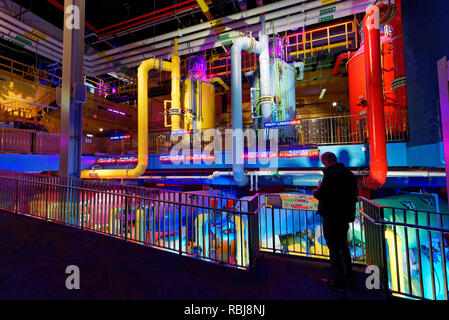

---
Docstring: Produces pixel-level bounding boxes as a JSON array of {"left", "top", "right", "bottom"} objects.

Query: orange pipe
[
  {"left": 332, "top": 51, "right": 355, "bottom": 75},
  {"left": 360, "top": 4, "right": 389, "bottom": 189}
]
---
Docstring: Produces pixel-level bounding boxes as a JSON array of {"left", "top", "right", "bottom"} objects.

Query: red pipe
[
  {"left": 98, "top": 1, "right": 212, "bottom": 38},
  {"left": 95, "top": 0, "right": 196, "bottom": 34},
  {"left": 332, "top": 51, "right": 355, "bottom": 75},
  {"left": 46, "top": 0, "right": 98, "bottom": 32},
  {"left": 360, "top": 4, "right": 389, "bottom": 190}
]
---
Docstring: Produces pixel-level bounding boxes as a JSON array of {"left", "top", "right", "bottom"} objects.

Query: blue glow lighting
[
  {"left": 264, "top": 119, "right": 302, "bottom": 128},
  {"left": 109, "top": 134, "right": 131, "bottom": 141},
  {"left": 159, "top": 154, "right": 215, "bottom": 162}
]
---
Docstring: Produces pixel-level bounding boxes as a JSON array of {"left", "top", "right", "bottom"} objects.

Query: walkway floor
[{"left": 0, "top": 210, "right": 391, "bottom": 300}]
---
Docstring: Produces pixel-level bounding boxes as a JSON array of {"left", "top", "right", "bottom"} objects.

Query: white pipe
[
  {"left": 259, "top": 17, "right": 273, "bottom": 119},
  {"left": 93, "top": 1, "right": 372, "bottom": 76},
  {"left": 91, "top": 0, "right": 370, "bottom": 71},
  {"left": 231, "top": 36, "right": 263, "bottom": 186},
  {"left": 250, "top": 172, "right": 254, "bottom": 191},
  {"left": 88, "top": 0, "right": 310, "bottom": 63},
  {"left": 0, "top": 10, "right": 62, "bottom": 49},
  {"left": 0, "top": 11, "right": 94, "bottom": 68},
  {"left": 0, "top": 25, "right": 62, "bottom": 63}
]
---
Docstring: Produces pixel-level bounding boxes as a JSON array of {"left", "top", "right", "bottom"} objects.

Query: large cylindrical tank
[
  {"left": 182, "top": 56, "right": 215, "bottom": 132},
  {"left": 348, "top": 36, "right": 397, "bottom": 117},
  {"left": 182, "top": 78, "right": 215, "bottom": 131},
  {"left": 347, "top": 35, "right": 404, "bottom": 140},
  {"left": 255, "top": 58, "right": 296, "bottom": 139}
]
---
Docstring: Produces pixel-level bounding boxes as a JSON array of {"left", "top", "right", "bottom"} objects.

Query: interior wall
[{"left": 402, "top": 0, "right": 449, "bottom": 146}]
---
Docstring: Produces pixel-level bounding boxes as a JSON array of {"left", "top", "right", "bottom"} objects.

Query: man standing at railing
[{"left": 313, "top": 152, "right": 358, "bottom": 291}]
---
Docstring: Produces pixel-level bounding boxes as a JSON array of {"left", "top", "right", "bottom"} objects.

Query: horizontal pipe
[
  {"left": 88, "top": 0, "right": 309, "bottom": 63},
  {"left": 93, "top": 1, "right": 372, "bottom": 76},
  {"left": 91, "top": 0, "right": 368, "bottom": 69},
  {"left": 81, "top": 52, "right": 178, "bottom": 179}
]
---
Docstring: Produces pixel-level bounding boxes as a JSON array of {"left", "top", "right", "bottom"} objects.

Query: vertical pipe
[
  {"left": 231, "top": 36, "right": 262, "bottom": 186},
  {"left": 361, "top": 5, "right": 388, "bottom": 189}
]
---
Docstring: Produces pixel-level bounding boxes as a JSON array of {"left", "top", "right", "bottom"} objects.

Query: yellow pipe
[
  {"left": 167, "top": 38, "right": 181, "bottom": 133},
  {"left": 82, "top": 40, "right": 180, "bottom": 179},
  {"left": 210, "top": 77, "right": 230, "bottom": 91},
  {"left": 196, "top": 0, "right": 214, "bottom": 21},
  {"left": 385, "top": 228, "right": 405, "bottom": 293}
]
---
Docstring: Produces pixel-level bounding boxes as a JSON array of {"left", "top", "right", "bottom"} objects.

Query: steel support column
[
  {"left": 437, "top": 57, "right": 449, "bottom": 201},
  {"left": 60, "top": 0, "right": 85, "bottom": 178}
]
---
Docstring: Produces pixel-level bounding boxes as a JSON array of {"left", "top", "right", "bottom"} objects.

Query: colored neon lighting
[
  {"left": 110, "top": 134, "right": 131, "bottom": 141},
  {"left": 244, "top": 148, "right": 319, "bottom": 159},
  {"left": 159, "top": 154, "right": 216, "bottom": 162},
  {"left": 279, "top": 148, "right": 320, "bottom": 158},
  {"left": 97, "top": 156, "right": 137, "bottom": 164},
  {"left": 171, "top": 129, "right": 191, "bottom": 136},
  {"left": 117, "top": 156, "right": 138, "bottom": 164},
  {"left": 264, "top": 119, "right": 302, "bottom": 128},
  {"left": 107, "top": 108, "right": 127, "bottom": 116},
  {"left": 97, "top": 157, "right": 117, "bottom": 164},
  {"left": 243, "top": 152, "right": 278, "bottom": 159}
]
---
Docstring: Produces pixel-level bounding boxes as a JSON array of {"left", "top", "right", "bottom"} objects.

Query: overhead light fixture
[
  {"left": 332, "top": 102, "right": 338, "bottom": 107},
  {"left": 99, "top": 128, "right": 103, "bottom": 132},
  {"left": 319, "top": 88, "right": 326, "bottom": 100}
]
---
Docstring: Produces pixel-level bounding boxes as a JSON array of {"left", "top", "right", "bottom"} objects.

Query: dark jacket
[{"left": 313, "top": 163, "right": 358, "bottom": 223}]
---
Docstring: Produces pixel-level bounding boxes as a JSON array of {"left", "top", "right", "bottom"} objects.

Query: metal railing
[
  {"left": 358, "top": 197, "right": 449, "bottom": 300},
  {"left": 258, "top": 194, "right": 366, "bottom": 263},
  {"left": 0, "top": 170, "right": 261, "bottom": 270},
  {"left": 0, "top": 110, "right": 409, "bottom": 156},
  {"left": 297, "top": 110, "right": 409, "bottom": 146},
  {"left": 0, "top": 55, "right": 61, "bottom": 87},
  {"left": 285, "top": 19, "right": 359, "bottom": 61}
]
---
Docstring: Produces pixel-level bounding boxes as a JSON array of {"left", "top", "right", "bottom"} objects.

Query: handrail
[
  {"left": 0, "top": 172, "right": 261, "bottom": 214},
  {"left": 357, "top": 207, "right": 449, "bottom": 232}
]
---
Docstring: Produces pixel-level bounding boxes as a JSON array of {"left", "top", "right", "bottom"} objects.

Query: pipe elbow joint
[{"left": 360, "top": 162, "right": 388, "bottom": 190}]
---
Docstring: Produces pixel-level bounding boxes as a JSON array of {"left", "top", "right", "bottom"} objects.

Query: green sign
[
  {"left": 318, "top": 15, "right": 334, "bottom": 23},
  {"left": 221, "top": 40, "right": 233, "bottom": 46},
  {"left": 320, "top": 7, "right": 336, "bottom": 16},
  {"left": 218, "top": 34, "right": 230, "bottom": 41},
  {"left": 7, "top": 39, "right": 25, "bottom": 48},
  {"left": 15, "top": 35, "right": 32, "bottom": 46}
]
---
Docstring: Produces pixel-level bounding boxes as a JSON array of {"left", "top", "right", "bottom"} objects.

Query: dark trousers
[{"left": 323, "top": 218, "right": 354, "bottom": 285}]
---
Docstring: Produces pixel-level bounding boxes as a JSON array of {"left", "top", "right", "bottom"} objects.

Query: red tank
[
  {"left": 347, "top": 34, "right": 405, "bottom": 140},
  {"left": 348, "top": 35, "right": 398, "bottom": 116}
]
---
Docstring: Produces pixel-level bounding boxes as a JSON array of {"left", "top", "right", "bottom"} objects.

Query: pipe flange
[{"left": 259, "top": 96, "right": 274, "bottom": 105}]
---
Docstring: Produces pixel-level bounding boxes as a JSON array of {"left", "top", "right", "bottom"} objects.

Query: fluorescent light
[{"left": 319, "top": 88, "right": 326, "bottom": 100}]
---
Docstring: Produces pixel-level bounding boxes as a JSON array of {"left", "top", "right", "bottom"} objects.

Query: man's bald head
[{"left": 321, "top": 152, "right": 338, "bottom": 168}]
